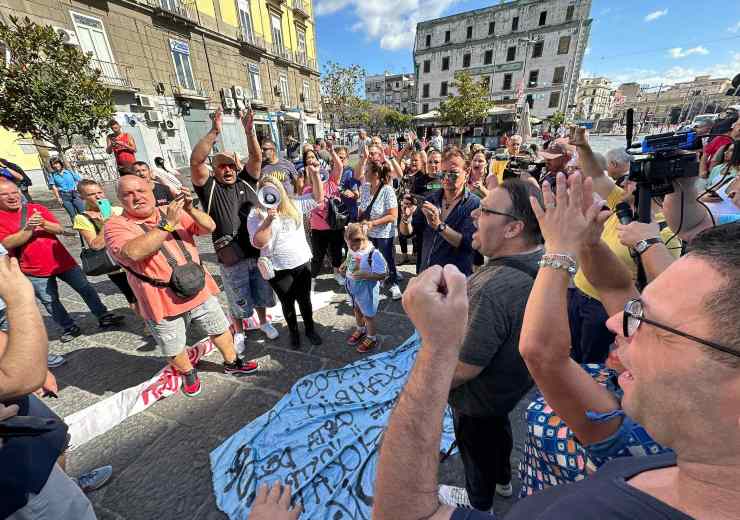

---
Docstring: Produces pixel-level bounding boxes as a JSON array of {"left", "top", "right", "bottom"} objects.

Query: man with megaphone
[{"left": 189, "top": 107, "right": 279, "bottom": 356}]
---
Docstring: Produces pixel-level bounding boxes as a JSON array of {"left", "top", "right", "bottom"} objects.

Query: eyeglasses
[
  {"left": 623, "top": 298, "right": 740, "bottom": 359},
  {"left": 440, "top": 171, "right": 462, "bottom": 181},
  {"left": 478, "top": 204, "right": 519, "bottom": 220}
]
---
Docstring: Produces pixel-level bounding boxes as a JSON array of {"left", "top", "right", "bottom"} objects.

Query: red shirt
[
  {"left": 0, "top": 204, "right": 78, "bottom": 277},
  {"left": 111, "top": 132, "right": 136, "bottom": 168},
  {"left": 703, "top": 135, "right": 733, "bottom": 166}
]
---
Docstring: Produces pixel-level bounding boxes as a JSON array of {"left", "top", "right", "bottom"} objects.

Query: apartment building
[
  {"left": 0, "top": 0, "right": 322, "bottom": 171},
  {"left": 365, "top": 73, "right": 417, "bottom": 115},
  {"left": 574, "top": 76, "right": 614, "bottom": 121},
  {"left": 414, "top": 0, "right": 592, "bottom": 118}
]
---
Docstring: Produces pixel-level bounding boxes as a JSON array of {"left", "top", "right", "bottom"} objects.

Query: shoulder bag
[
  {"left": 79, "top": 214, "right": 119, "bottom": 276},
  {"left": 358, "top": 185, "right": 383, "bottom": 223}
]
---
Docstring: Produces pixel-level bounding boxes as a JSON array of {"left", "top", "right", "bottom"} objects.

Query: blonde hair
[
  {"left": 259, "top": 176, "right": 302, "bottom": 225},
  {"left": 344, "top": 222, "right": 370, "bottom": 244}
]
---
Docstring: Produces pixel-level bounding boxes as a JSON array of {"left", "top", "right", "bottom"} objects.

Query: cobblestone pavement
[{"left": 32, "top": 184, "right": 529, "bottom": 520}]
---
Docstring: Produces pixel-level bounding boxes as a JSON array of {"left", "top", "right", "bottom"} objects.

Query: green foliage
[
  {"left": 320, "top": 61, "right": 366, "bottom": 129},
  {"left": 383, "top": 108, "right": 414, "bottom": 133},
  {"left": 438, "top": 71, "right": 494, "bottom": 130},
  {"left": 0, "top": 16, "right": 114, "bottom": 151},
  {"left": 548, "top": 111, "right": 566, "bottom": 126}
]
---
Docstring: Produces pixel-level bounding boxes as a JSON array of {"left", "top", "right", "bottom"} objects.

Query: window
[
  {"left": 549, "top": 90, "right": 561, "bottom": 108},
  {"left": 169, "top": 39, "right": 195, "bottom": 90},
  {"left": 552, "top": 66, "right": 565, "bottom": 84},
  {"left": 425, "top": 34, "right": 431, "bottom": 47},
  {"left": 566, "top": 4, "right": 575, "bottom": 21},
  {"left": 462, "top": 53, "right": 471, "bottom": 68},
  {"left": 481, "top": 76, "right": 490, "bottom": 90},
  {"left": 511, "top": 16, "right": 519, "bottom": 31},
  {"left": 558, "top": 36, "right": 571, "bottom": 55},
  {"left": 71, "top": 12, "right": 117, "bottom": 79},
  {"left": 528, "top": 70, "right": 539, "bottom": 88},
  {"left": 466, "top": 26, "right": 473, "bottom": 39},
  {"left": 296, "top": 29, "right": 307, "bottom": 63},
  {"left": 442, "top": 56, "right": 449, "bottom": 70},
  {"left": 271, "top": 14, "right": 284, "bottom": 53},
  {"left": 440, "top": 81, "right": 448, "bottom": 96},
  {"left": 302, "top": 80, "right": 311, "bottom": 106},
  {"left": 503, "top": 73, "right": 513, "bottom": 90},
  {"left": 422, "top": 103, "right": 429, "bottom": 113},
  {"left": 484, "top": 49, "right": 493, "bottom": 65},
  {"left": 532, "top": 41, "right": 543, "bottom": 58},
  {"left": 506, "top": 46, "right": 516, "bottom": 61},
  {"left": 248, "top": 63, "right": 262, "bottom": 100},
  {"left": 444, "top": 30, "right": 450, "bottom": 43},
  {"left": 488, "top": 21, "right": 495, "bottom": 35},
  {"left": 279, "top": 73, "right": 290, "bottom": 105},
  {"left": 423, "top": 60, "right": 430, "bottom": 73},
  {"left": 237, "top": 0, "right": 254, "bottom": 43},
  {"left": 422, "top": 83, "right": 430, "bottom": 98},
  {"left": 539, "top": 11, "right": 547, "bottom": 26}
]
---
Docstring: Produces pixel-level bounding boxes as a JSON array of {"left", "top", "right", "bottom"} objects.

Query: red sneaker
[
  {"left": 181, "top": 369, "right": 201, "bottom": 397},
  {"left": 347, "top": 329, "right": 366, "bottom": 346},
  {"left": 224, "top": 357, "right": 258, "bottom": 376}
]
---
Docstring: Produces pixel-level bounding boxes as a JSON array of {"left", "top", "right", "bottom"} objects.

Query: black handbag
[
  {"left": 78, "top": 214, "right": 119, "bottom": 276},
  {"left": 327, "top": 197, "right": 349, "bottom": 230}
]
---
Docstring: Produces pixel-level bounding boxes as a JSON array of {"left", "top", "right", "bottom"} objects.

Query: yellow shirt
[
  {"left": 73, "top": 207, "right": 123, "bottom": 234},
  {"left": 574, "top": 186, "right": 681, "bottom": 300}
]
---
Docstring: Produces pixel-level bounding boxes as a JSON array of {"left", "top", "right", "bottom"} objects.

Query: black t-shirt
[
  {"left": 410, "top": 173, "right": 437, "bottom": 195},
  {"left": 193, "top": 173, "right": 260, "bottom": 258},
  {"left": 452, "top": 453, "right": 692, "bottom": 519},
  {"left": 153, "top": 182, "right": 174, "bottom": 207}
]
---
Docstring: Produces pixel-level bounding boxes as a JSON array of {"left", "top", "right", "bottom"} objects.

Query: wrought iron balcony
[
  {"left": 271, "top": 43, "right": 293, "bottom": 62},
  {"left": 294, "top": 52, "right": 318, "bottom": 72},
  {"left": 170, "top": 77, "right": 210, "bottom": 99},
  {"left": 89, "top": 58, "right": 135, "bottom": 90},
  {"left": 291, "top": 0, "right": 309, "bottom": 17},
  {"left": 145, "top": 0, "right": 197, "bottom": 25},
  {"left": 238, "top": 31, "right": 267, "bottom": 52}
]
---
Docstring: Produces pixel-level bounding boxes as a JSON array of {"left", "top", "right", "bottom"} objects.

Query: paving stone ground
[{"left": 31, "top": 184, "right": 529, "bottom": 520}]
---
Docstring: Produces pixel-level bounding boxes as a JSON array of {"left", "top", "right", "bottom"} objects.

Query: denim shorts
[
  {"left": 219, "top": 257, "right": 276, "bottom": 319},
  {"left": 145, "top": 296, "right": 230, "bottom": 357}
]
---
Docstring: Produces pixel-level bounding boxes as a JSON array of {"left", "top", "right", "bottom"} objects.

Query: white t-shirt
[
  {"left": 247, "top": 195, "right": 317, "bottom": 271},
  {"left": 358, "top": 183, "right": 398, "bottom": 239}
]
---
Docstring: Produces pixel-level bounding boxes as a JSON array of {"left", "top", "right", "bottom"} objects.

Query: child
[{"left": 340, "top": 223, "right": 388, "bottom": 353}]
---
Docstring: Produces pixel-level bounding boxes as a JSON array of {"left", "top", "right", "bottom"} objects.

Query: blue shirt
[
  {"left": 340, "top": 167, "right": 361, "bottom": 221},
  {"left": 48, "top": 169, "right": 81, "bottom": 192},
  {"left": 411, "top": 189, "right": 480, "bottom": 276}
]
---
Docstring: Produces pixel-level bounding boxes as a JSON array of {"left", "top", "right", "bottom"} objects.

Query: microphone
[
  {"left": 626, "top": 109, "right": 634, "bottom": 150},
  {"left": 615, "top": 201, "right": 634, "bottom": 225}
]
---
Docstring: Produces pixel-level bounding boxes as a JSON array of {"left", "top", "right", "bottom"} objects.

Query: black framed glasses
[
  {"left": 478, "top": 204, "right": 519, "bottom": 220},
  {"left": 623, "top": 298, "right": 740, "bottom": 359}
]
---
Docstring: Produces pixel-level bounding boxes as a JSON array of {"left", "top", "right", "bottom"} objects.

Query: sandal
[
  {"left": 347, "top": 329, "right": 366, "bottom": 346},
  {"left": 356, "top": 336, "right": 379, "bottom": 353}
]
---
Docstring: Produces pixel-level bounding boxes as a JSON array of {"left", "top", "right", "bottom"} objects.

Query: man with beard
[
  {"left": 190, "top": 108, "right": 278, "bottom": 355},
  {"left": 260, "top": 136, "right": 301, "bottom": 196}
]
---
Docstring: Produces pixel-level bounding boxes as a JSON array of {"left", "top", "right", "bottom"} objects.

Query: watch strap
[{"left": 636, "top": 237, "right": 662, "bottom": 254}]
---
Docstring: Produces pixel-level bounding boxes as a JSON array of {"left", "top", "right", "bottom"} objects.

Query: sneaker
[
  {"left": 305, "top": 329, "right": 323, "bottom": 346},
  {"left": 347, "top": 328, "right": 366, "bottom": 346},
  {"left": 98, "top": 313, "right": 125, "bottom": 328},
  {"left": 223, "top": 357, "right": 258, "bottom": 376},
  {"left": 233, "top": 332, "right": 246, "bottom": 356},
  {"left": 356, "top": 336, "right": 379, "bottom": 353},
  {"left": 181, "top": 369, "right": 202, "bottom": 397},
  {"left": 438, "top": 485, "right": 472, "bottom": 509},
  {"left": 47, "top": 354, "right": 66, "bottom": 368},
  {"left": 495, "top": 482, "right": 513, "bottom": 498},
  {"left": 260, "top": 322, "right": 279, "bottom": 340},
  {"left": 334, "top": 273, "right": 346, "bottom": 286},
  {"left": 60, "top": 325, "right": 81, "bottom": 343},
  {"left": 390, "top": 284, "right": 402, "bottom": 300},
  {"left": 75, "top": 465, "right": 113, "bottom": 493}
]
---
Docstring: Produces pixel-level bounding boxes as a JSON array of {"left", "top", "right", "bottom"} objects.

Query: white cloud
[
  {"left": 644, "top": 9, "right": 668, "bottom": 22},
  {"left": 315, "top": 0, "right": 460, "bottom": 50},
  {"left": 610, "top": 53, "right": 740, "bottom": 87},
  {"left": 728, "top": 21, "right": 740, "bottom": 33},
  {"left": 668, "top": 46, "right": 709, "bottom": 59}
]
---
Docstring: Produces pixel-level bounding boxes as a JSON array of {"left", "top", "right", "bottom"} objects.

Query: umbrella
[{"left": 518, "top": 101, "right": 532, "bottom": 141}]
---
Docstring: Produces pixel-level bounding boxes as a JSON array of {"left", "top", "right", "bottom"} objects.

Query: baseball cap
[
  {"left": 539, "top": 142, "right": 573, "bottom": 160},
  {"left": 212, "top": 152, "right": 240, "bottom": 170}
]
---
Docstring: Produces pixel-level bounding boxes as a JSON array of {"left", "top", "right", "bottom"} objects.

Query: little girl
[{"left": 341, "top": 223, "right": 388, "bottom": 353}]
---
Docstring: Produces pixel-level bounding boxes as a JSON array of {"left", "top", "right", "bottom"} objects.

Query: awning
[
  {"left": 283, "top": 112, "right": 301, "bottom": 121},
  {"left": 303, "top": 116, "right": 321, "bottom": 125}
]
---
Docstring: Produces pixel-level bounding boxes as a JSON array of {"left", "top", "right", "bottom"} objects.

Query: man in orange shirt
[
  {"left": 105, "top": 176, "right": 258, "bottom": 397},
  {"left": 106, "top": 120, "right": 137, "bottom": 174}
]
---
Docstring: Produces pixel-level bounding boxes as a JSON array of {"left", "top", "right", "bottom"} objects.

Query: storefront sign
[{"left": 495, "top": 61, "right": 523, "bottom": 72}]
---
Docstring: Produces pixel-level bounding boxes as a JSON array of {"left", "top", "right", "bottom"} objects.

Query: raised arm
[
  {"left": 570, "top": 126, "right": 617, "bottom": 201},
  {"left": 180, "top": 187, "right": 216, "bottom": 234},
  {"left": 305, "top": 164, "right": 324, "bottom": 203},
  {"left": 189, "top": 108, "right": 223, "bottom": 188},
  {"left": 355, "top": 146, "right": 368, "bottom": 182},
  {"left": 386, "top": 156, "right": 404, "bottom": 179},
  {"left": 328, "top": 141, "right": 342, "bottom": 182},
  {"left": 520, "top": 173, "right": 623, "bottom": 446},
  {"left": 241, "top": 109, "right": 262, "bottom": 180}
]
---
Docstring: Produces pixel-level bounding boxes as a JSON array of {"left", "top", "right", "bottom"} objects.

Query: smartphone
[
  {"left": 411, "top": 194, "right": 426, "bottom": 205},
  {"left": 97, "top": 198, "right": 112, "bottom": 219},
  {"left": 175, "top": 192, "right": 186, "bottom": 201}
]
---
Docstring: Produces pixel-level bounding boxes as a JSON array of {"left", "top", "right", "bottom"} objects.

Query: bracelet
[{"left": 538, "top": 253, "right": 577, "bottom": 276}]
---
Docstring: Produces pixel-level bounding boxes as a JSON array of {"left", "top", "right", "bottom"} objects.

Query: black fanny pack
[{"left": 123, "top": 220, "right": 206, "bottom": 300}]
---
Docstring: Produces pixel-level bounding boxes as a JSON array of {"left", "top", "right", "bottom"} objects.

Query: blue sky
[{"left": 314, "top": 0, "right": 740, "bottom": 87}]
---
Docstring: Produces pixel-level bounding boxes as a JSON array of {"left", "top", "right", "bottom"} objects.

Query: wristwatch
[
  {"left": 436, "top": 223, "right": 447, "bottom": 233},
  {"left": 158, "top": 218, "right": 175, "bottom": 233},
  {"left": 634, "top": 237, "right": 661, "bottom": 255}
]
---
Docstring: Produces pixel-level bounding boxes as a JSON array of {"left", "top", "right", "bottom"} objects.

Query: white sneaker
[
  {"left": 495, "top": 482, "right": 513, "bottom": 498},
  {"left": 438, "top": 485, "right": 472, "bottom": 509},
  {"left": 334, "top": 273, "right": 346, "bottom": 286},
  {"left": 47, "top": 354, "right": 65, "bottom": 368},
  {"left": 75, "top": 465, "right": 113, "bottom": 493},
  {"left": 233, "top": 332, "right": 246, "bottom": 355},
  {"left": 260, "top": 322, "right": 279, "bottom": 340},
  {"left": 390, "top": 284, "right": 402, "bottom": 300}
]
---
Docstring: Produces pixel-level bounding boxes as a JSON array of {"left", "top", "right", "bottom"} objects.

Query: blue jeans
[
  {"left": 59, "top": 191, "right": 85, "bottom": 221},
  {"left": 28, "top": 266, "right": 108, "bottom": 330},
  {"left": 370, "top": 236, "right": 398, "bottom": 286}
]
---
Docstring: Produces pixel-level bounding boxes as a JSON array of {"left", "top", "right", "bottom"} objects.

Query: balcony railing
[
  {"left": 291, "top": 0, "right": 309, "bottom": 17},
  {"left": 293, "top": 52, "right": 317, "bottom": 71},
  {"left": 238, "top": 31, "right": 267, "bottom": 51},
  {"left": 271, "top": 43, "right": 293, "bottom": 62},
  {"left": 170, "top": 77, "right": 210, "bottom": 99},
  {"left": 145, "top": 0, "right": 197, "bottom": 24},
  {"left": 90, "top": 58, "right": 135, "bottom": 90}
]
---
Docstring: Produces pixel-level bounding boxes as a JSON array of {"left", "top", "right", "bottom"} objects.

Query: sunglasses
[
  {"left": 478, "top": 204, "right": 519, "bottom": 220},
  {"left": 441, "top": 171, "right": 462, "bottom": 181},
  {"left": 623, "top": 298, "right": 740, "bottom": 359}
]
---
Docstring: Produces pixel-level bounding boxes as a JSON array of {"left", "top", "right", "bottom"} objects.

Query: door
[{"left": 71, "top": 12, "right": 119, "bottom": 84}]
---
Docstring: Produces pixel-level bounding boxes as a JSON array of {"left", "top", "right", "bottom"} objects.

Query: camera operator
[
  {"left": 538, "top": 142, "right": 573, "bottom": 187},
  {"left": 605, "top": 148, "right": 631, "bottom": 184},
  {"left": 568, "top": 127, "right": 681, "bottom": 363}
]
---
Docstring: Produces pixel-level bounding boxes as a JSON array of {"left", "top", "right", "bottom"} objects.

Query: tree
[
  {"left": 320, "top": 61, "right": 366, "bottom": 129},
  {"left": 0, "top": 17, "right": 114, "bottom": 157},
  {"left": 548, "top": 111, "right": 566, "bottom": 127},
  {"left": 383, "top": 108, "right": 414, "bottom": 133},
  {"left": 437, "top": 71, "right": 495, "bottom": 144}
]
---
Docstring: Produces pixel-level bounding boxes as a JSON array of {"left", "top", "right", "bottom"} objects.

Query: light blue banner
[{"left": 210, "top": 333, "right": 456, "bottom": 519}]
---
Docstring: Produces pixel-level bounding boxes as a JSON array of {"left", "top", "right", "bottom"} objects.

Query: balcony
[
  {"left": 170, "top": 77, "right": 210, "bottom": 99},
  {"left": 291, "top": 0, "right": 309, "bottom": 17},
  {"left": 145, "top": 0, "right": 197, "bottom": 26},
  {"left": 271, "top": 43, "right": 293, "bottom": 63},
  {"left": 293, "top": 52, "right": 317, "bottom": 72},
  {"left": 90, "top": 58, "right": 136, "bottom": 91},
  {"left": 238, "top": 32, "right": 267, "bottom": 53}
]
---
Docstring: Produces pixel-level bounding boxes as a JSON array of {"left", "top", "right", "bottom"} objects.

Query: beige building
[
  {"left": 365, "top": 73, "right": 417, "bottom": 115},
  {"left": 574, "top": 76, "right": 614, "bottom": 121},
  {"left": 0, "top": 0, "right": 322, "bottom": 169}
]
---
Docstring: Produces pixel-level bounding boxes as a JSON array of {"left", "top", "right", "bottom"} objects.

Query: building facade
[
  {"left": 1, "top": 0, "right": 322, "bottom": 174},
  {"left": 365, "top": 73, "right": 417, "bottom": 114},
  {"left": 574, "top": 76, "right": 614, "bottom": 121},
  {"left": 413, "top": 0, "right": 591, "bottom": 118}
]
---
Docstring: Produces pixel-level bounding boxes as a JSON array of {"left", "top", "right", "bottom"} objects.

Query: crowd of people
[{"left": 1, "top": 104, "right": 739, "bottom": 519}]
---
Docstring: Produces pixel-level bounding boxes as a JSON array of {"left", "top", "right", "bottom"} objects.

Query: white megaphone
[{"left": 258, "top": 185, "right": 281, "bottom": 209}]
